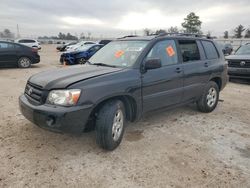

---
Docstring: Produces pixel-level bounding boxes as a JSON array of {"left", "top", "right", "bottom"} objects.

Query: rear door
[
  {"left": 177, "top": 39, "right": 210, "bottom": 102},
  {"left": 142, "top": 39, "right": 184, "bottom": 112},
  {"left": 0, "top": 42, "right": 17, "bottom": 67}
]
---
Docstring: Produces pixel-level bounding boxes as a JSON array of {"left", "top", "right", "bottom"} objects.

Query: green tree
[
  {"left": 167, "top": 26, "right": 179, "bottom": 33},
  {"left": 143, "top": 28, "right": 151, "bottom": 36},
  {"left": 80, "top": 32, "right": 85, "bottom": 39},
  {"left": 0, "top": 29, "right": 15, "bottom": 38},
  {"left": 234, "top": 24, "right": 245, "bottom": 38},
  {"left": 155, "top": 29, "right": 166, "bottom": 35},
  {"left": 224, "top": 31, "right": 229, "bottom": 39},
  {"left": 245, "top": 29, "right": 250, "bottom": 38},
  {"left": 182, "top": 12, "right": 202, "bottom": 34}
]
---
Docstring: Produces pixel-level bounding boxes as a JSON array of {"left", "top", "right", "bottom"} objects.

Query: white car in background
[
  {"left": 66, "top": 41, "right": 96, "bottom": 51},
  {"left": 15, "top": 39, "right": 41, "bottom": 50}
]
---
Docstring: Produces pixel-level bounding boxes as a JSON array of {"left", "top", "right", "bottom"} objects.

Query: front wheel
[
  {"left": 96, "top": 100, "right": 126, "bottom": 150},
  {"left": 197, "top": 81, "right": 219, "bottom": 113}
]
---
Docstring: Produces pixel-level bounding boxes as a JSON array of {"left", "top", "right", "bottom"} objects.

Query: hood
[
  {"left": 226, "top": 54, "right": 250, "bottom": 60},
  {"left": 28, "top": 65, "right": 123, "bottom": 90}
]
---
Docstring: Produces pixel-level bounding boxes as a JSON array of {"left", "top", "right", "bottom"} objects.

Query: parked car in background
[
  {"left": 0, "top": 41, "right": 40, "bottom": 68},
  {"left": 222, "top": 43, "right": 233, "bottom": 55},
  {"left": 65, "top": 41, "right": 96, "bottom": 51},
  {"left": 19, "top": 34, "right": 228, "bottom": 150},
  {"left": 60, "top": 44, "right": 103, "bottom": 65},
  {"left": 226, "top": 43, "right": 250, "bottom": 79},
  {"left": 56, "top": 41, "right": 77, "bottom": 52},
  {"left": 98, "top": 40, "right": 112, "bottom": 45},
  {"left": 218, "top": 43, "right": 233, "bottom": 56},
  {"left": 15, "top": 39, "right": 41, "bottom": 50}
]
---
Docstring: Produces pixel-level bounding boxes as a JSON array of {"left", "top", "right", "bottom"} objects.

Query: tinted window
[
  {"left": 0, "top": 42, "right": 14, "bottom": 49},
  {"left": 179, "top": 40, "right": 200, "bottom": 62},
  {"left": 146, "top": 40, "right": 178, "bottom": 66},
  {"left": 202, "top": 41, "right": 219, "bottom": 59}
]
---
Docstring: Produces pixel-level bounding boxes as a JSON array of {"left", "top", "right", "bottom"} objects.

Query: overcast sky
[{"left": 0, "top": 0, "right": 249, "bottom": 38}]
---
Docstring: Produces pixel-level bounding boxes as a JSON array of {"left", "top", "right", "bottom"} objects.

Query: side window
[
  {"left": 15, "top": 44, "right": 21, "bottom": 48},
  {"left": 178, "top": 40, "right": 200, "bottom": 62},
  {"left": 0, "top": 42, "right": 14, "bottom": 49},
  {"left": 146, "top": 40, "right": 178, "bottom": 66},
  {"left": 202, "top": 41, "right": 219, "bottom": 59}
]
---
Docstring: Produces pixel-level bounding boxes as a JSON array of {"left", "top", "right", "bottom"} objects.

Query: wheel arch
[
  {"left": 210, "top": 77, "right": 222, "bottom": 90},
  {"left": 90, "top": 94, "right": 138, "bottom": 122}
]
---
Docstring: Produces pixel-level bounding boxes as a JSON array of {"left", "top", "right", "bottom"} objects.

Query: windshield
[
  {"left": 235, "top": 45, "right": 250, "bottom": 55},
  {"left": 89, "top": 40, "right": 149, "bottom": 67}
]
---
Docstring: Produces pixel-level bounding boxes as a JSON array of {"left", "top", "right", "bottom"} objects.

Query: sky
[{"left": 0, "top": 0, "right": 250, "bottom": 38}]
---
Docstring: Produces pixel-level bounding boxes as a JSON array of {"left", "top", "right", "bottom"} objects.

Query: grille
[
  {"left": 228, "top": 60, "right": 250, "bottom": 68},
  {"left": 25, "top": 82, "right": 43, "bottom": 105}
]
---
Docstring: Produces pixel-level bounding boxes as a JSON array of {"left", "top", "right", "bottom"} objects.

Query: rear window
[
  {"left": 202, "top": 41, "right": 219, "bottom": 59},
  {"left": 19, "top": 39, "right": 35, "bottom": 43}
]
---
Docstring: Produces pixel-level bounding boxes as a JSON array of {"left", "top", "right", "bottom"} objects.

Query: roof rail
[{"left": 155, "top": 32, "right": 213, "bottom": 39}]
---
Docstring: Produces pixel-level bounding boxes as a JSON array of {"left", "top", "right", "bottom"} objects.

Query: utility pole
[{"left": 16, "top": 24, "right": 20, "bottom": 38}]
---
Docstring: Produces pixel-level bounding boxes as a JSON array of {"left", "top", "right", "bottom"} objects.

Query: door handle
[
  {"left": 175, "top": 67, "right": 182, "bottom": 73},
  {"left": 204, "top": 62, "right": 209, "bottom": 67}
]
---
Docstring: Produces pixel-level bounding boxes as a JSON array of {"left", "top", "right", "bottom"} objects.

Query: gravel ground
[{"left": 0, "top": 45, "right": 249, "bottom": 188}]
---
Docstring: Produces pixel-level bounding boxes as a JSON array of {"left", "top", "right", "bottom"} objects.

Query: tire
[
  {"left": 96, "top": 100, "right": 126, "bottom": 150},
  {"left": 77, "top": 58, "right": 86, "bottom": 64},
  {"left": 18, "top": 57, "right": 31, "bottom": 68},
  {"left": 197, "top": 81, "right": 219, "bottom": 113}
]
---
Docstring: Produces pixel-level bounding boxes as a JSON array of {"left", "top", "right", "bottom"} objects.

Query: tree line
[
  {"left": 0, "top": 29, "right": 15, "bottom": 38},
  {"left": 143, "top": 12, "right": 202, "bottom": 36},
  {"left": 143, "top": 12, "right": 250, "bottom": 39},
  {"left": 1, "top": 13, "right": 249, "bottom": 39},
  {"left": 224, "top": 25, "right": 250, "bottom": 39}
]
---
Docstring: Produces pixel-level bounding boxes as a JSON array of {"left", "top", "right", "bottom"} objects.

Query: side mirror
[{"left": 144, "top": 58, "right": 162, "bottom": 70}]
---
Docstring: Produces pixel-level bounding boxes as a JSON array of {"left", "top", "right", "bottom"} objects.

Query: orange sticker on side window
[
  {"left": 166, "top": 46, "right": 175, "bottom": 57},
  {"left": 115, "top": 50, "right": 125, "bottom": 58}
]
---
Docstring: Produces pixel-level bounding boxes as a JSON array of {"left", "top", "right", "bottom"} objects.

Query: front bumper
[
  {"left": 19, "top": 94, "right": 93, "bottom": 134},
  {"left": 228, "top": 67, "right": 250, "bottom": 79}
]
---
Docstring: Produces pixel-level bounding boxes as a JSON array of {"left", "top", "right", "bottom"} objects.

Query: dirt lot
[{"left": 0, "top": 44, "right": 249, "bottom": 187}]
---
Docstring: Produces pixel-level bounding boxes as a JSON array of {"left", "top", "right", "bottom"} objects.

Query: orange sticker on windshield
[
  {"left": 115, "top": 50, "right": 124, "bottom": 58},
  {"left": 166, "top": 46, "right": 175, "bottom": 57}
]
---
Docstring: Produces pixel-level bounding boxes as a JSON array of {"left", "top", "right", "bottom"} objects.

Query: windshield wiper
[{"left": 91, "top": 63, "right": 117, "bottom": 68}]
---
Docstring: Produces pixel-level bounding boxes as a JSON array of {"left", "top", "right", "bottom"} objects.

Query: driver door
[{"left": 142, "top": 39, "right": 184, "bottom": 112}]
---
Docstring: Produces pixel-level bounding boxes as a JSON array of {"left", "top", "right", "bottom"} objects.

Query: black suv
[{"left": 19, "top": 34, "right": 228, "bottom": 150}]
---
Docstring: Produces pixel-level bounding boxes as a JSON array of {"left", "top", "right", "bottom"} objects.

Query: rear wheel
[
  {"left": 18, "top": 57, "right": 31, "bottom": 68},
  {"left": 96, "top": 100, "right": 126, "bottom": 150},
  {"left": 197, "top": 81, "right": 219, "bottom": 113}
]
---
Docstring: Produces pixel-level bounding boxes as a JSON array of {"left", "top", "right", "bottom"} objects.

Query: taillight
[{"left": 31, "top": 48, "right": 38, "bottom": 53}]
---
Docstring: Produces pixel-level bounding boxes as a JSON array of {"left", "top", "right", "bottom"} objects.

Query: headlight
[{"left": 46, "top": 89, "right": 81, "bottom": 106}]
